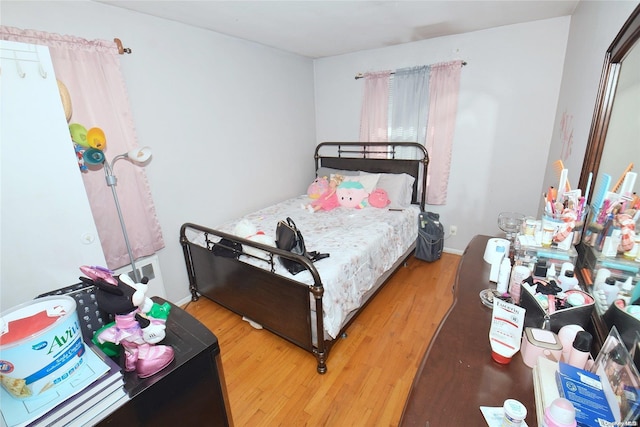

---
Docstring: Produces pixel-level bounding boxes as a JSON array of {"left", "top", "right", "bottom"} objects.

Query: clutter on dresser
[{"left": 531, "top": 327, "right": 640, "bottom": 426}]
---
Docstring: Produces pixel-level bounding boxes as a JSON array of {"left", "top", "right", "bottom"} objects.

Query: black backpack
[{"left": 415, "top": 212, "right": 444, "bottom": 262}]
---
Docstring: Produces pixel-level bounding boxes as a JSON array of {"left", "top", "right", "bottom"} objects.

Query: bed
[{"left": 180, "top": 142, "right": 429, "bottom": 373}]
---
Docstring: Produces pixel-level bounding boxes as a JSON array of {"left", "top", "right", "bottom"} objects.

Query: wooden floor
[{"left": 182, "top": 252, "right": 460, "bottom": 427}]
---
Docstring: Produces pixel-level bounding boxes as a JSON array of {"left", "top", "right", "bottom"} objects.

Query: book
[
  {"left": 46, "top": 381, "right": 127, "bottom": 427},
  {"left": 0, "top": 343, "right": 113, "bottom": 427},
  {"left": 556, "top": 361, "right": 616, "bottom": 427},
  {"left": 26, "top": 343, "right": 124, "bottom": 427}
]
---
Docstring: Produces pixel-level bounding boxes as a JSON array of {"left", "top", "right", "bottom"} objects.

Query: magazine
[{"left": 0, "top": 344, "right": 112, "bottom": 427}]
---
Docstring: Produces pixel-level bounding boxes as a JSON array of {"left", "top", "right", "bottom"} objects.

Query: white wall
[
  {"left": 540, "top": 1, "right": 639, "bottom": 212},
  {"left": 1, "top": 1, "right": 316, "bottom": 305},
  {"left": 314, "top": 17, "right": 570, "bottom": 252}
]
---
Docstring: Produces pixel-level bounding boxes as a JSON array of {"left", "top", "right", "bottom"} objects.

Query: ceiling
[{"left": 96, "top": 1, "right": 580, "bottom": 58}]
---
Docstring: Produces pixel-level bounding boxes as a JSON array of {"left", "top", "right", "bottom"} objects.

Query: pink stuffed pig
[
  {"left": 337, "top": 181, "right": 368, "bottom": 209},
  {"left": 368, "top": 188, "right": 390, "bottom": 208},
  {"left": 307, "top": 176, "right": 329, "bottom": 199}
]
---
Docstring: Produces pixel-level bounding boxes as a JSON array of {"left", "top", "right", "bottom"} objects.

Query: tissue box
[{"left": 556, "top": 362, "right": 615, "bottom": 427}]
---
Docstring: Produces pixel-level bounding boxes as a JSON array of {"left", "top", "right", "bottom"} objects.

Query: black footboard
[{"left": 180, "top": 223, "right": 329, "bottom": 373}]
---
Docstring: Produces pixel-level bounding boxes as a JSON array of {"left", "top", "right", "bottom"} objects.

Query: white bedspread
[{"left": 204, "top": 195, "right": 420, "bottom": 338}]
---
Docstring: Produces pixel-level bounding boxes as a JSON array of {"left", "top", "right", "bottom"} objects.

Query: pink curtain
[
  {"left": 425, "top": 60, "right": 462, "bottom": 205},
  {"left": 0, "top": 26, "right": 165, "bottom": 269},
  {"left": 359, "top": 71, "right": 391, "bottom": 158}
]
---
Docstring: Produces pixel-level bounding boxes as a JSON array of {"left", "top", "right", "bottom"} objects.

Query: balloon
[
  {"left": 83, "top": 148, "right": 105, "bottom": 165},
  {"left": 69, "top": 123, "right": 88, "bottom": 147},
  {"left": 57, "top": 80, "right": 73, "bottom": 122},
  {"left": 87, "top": 127, "right": 107, "bottom": 150}
]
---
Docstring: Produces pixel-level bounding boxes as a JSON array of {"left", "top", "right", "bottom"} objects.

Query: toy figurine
[{"left": 80, "top": 266, "right": 174, "bottom": 378}]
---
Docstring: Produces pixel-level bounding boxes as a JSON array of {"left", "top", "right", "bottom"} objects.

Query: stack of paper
[
  {"left": 532, "top": 356, "right": 561, "bottom": 425},
  {"left": 1, "top": 344, "right": 125, "bottom": 427}
]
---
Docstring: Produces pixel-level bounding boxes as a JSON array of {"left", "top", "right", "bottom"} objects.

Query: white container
[
  {"left": 0, "top": 296, "right": 84, "bottom": 400},
  {"left": 497, "top": 257, "right": 512, "bottom": 294},
  {"left": 557, "top": 270, "right": 579, "bottom": 292},
  {"left": 558, "top": 325, "right": 584, "bottom": 363},
  {"left": 508, "top": 265, "right": 530, "bottom": 304},
  {"left": 502, "top": 398, "right": 527, "bottom": 426}
]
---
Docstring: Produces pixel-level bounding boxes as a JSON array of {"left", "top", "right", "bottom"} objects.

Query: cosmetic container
[
  {"left": 497, "top": 257, "right": 512, "bottom": 294},
  {"left": 557, "top": 324, "right": 584, "bottom": 363},
  {"left": 557, "top": 270, "right": 578, "bottom": 292},
  {"left": 502, "top": 399, "right": 527, "bottom": 427},
  {"left": 567, "top": 331, "right": 592, "bottom": 370},
  {"left": 508, "top": 265, "right": 530, "bottom": 304},
  {"left": 542, "top": 397, "right": 577, "bottom": 427}
]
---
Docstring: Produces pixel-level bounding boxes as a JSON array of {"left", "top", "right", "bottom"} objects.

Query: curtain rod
[
  {"left": 114, "top": 38, "right": 132, "bottom": 55},
  {"left": 354, "top": 60, "right": 466, "bottom": 80}
]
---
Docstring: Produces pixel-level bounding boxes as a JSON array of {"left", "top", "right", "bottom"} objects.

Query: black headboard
[{"left": 314, "top": 142, "right": 429, "bottom": 210}]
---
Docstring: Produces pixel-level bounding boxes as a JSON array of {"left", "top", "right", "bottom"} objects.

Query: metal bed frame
[{"left": 180, "top": 142, "right": 428, "bottom": 373}]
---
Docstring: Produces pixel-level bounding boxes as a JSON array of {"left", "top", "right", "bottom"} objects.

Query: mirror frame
[{"left": 578, "top": 5, "right": 640, "bottom": 200}]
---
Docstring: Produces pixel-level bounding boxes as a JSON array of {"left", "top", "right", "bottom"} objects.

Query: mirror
[
  {"left": 578, "top": 5, "right": 640, "bottom": 201},
  {"left": 577, "top": 4, "right": 640, "bottom": 353}
]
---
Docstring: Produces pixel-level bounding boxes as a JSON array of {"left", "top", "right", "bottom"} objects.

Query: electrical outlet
[{"left": 450, "top": 225, "right": 457, "bottom": 236}]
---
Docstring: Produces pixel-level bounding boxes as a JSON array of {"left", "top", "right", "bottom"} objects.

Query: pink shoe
[
  {"left": 122, "top": 344, "right": 139, "bottom": 372},
  {"left": 135, "top": 343, "right": 174, "bottom": 378}
]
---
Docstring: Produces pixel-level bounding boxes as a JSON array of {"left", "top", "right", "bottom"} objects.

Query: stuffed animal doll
[
  {"left": 305, "top": 174, "right": 344, "bottom": 213},
  {"left": 234, "top": 219, "right": 276, "bottom": 259},
  {"left": 368, "top": 188, "right": 390, "bottom": 208},
  {"left": 337, "top": 180, "right": 369, "bottom": 209},
  {"left": 80, "top": 266, "right": 174, "bottom": 379},
  {"left": 307, "top": 176, "right": 329, "bottom": 199}
]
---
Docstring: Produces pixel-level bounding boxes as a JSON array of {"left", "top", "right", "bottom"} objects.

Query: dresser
[
  {"left": 400, "top": 235, "right": 536, "bottom": 426},
  {"left": 96, "top": 297, "right": 233, "bottom": 426}
]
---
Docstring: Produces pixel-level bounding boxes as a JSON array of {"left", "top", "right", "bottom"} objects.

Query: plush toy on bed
[
  {"left": 337, "top": 180, "right": 369, "bottom": 209},
  {"left": 368, "top": 188, "right": 391, "bottom": 208},
  {"left": 80, "top": 266, "right": 174, "bottom": 379},
  {"left": 307, "top": 176, "right": 329, "bottom": 199},
  {"left": 234, "top": 219, "right": 276, "bottom": 259},
  {"left": 304, "top": 174, "right": 344, "bottom": 213}
]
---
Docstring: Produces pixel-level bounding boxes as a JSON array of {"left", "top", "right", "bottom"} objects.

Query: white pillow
[
  {"left": 344, "top": 173, "right": 380, "bottom": 194},
  {"left": 317, "top": 167, "right": 359, "bottom": 178},
  {"left": 373, "top": 173, "right": 416, "bottom": 207}
]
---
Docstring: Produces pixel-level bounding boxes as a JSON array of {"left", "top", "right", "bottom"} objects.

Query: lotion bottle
[
  {"left": 558, "top": 270, "right": 579, "bottom": 292},
  {"left": 497, "top": 257, "right": 512, "bottom": 294}
]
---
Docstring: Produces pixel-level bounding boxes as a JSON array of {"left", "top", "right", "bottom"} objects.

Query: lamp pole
[{"left": 103, "top": 152, "right": 141, "bottom": 282}]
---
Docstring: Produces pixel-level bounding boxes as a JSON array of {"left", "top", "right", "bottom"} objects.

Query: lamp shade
[{"left": 127, "top": 146, "right": 152, "bottom": 163}]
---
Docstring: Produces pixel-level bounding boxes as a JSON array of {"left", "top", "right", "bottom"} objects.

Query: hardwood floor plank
[{"left": 183, "top": 252, "right": 460, "bottom": 426}]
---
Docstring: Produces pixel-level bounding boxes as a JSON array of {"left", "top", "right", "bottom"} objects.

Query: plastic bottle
[
  {"left": 508, "top": 265, "right": 530, "bottom": 304},
  {"left": 546, "top": 263, "right": 557, "bottom": 281},
  {"left": 558, "top": 324, "right": 584, "bottom": 363},
  {"left": 558, "top": 270, "right": 579, "bottom": 292},
  {"left": 601, "top": 277, "right": 620, "bottom": 306},
  {"left": 497, "top": 257, "right": 512, "bottom": 294},
  {"left": 568, "top": 331, "right": 592, "bottom": 370},
  {"left": 559, "top": 262, "right": 574, "bottom": 278}
]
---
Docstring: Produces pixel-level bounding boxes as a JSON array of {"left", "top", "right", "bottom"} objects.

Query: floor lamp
[{"left": 85, "top": 146, "right": 152, "bottom": 283}]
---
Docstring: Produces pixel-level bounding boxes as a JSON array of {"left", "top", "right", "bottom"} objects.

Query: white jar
[{"left": 502, "top": 399, "right": 527, "bottom": 427}]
